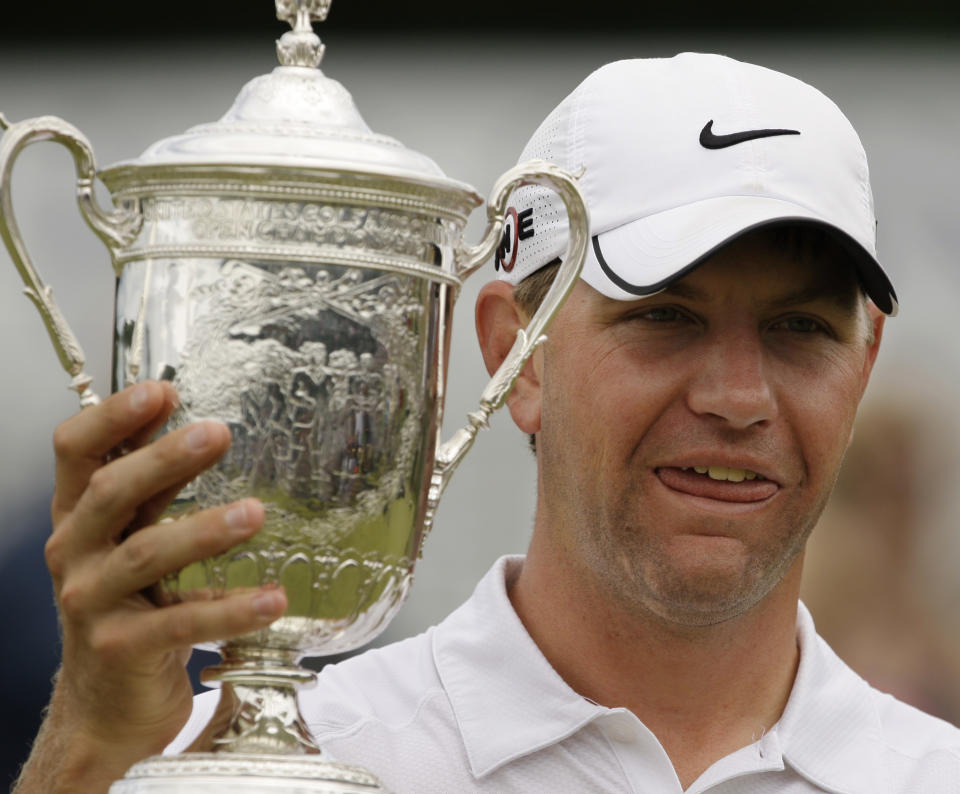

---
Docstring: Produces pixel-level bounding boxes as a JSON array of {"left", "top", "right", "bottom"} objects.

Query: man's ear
[
  {"left": 859, "top": 304, "right": 885, "bottom": 399},
  {"left": 475, "top": 280, "right": 542, "bottom": 435},
  {"left": 849, "top": 304, "right": 886, "bottom": 449}
]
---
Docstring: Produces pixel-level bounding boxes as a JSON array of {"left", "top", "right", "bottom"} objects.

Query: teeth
[
  {"left": 708, "top": 466, "right": 729, "bottom": 481},
  {"left": 723, "top": 467, "right": 745, "bottom": 482},
  {"left": 696, "top": 466, "right": 762, "bottom": 482}
]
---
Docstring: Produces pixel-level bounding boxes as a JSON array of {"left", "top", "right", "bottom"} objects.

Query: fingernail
[
  {"left": 224, "top": 502, "right": 250, "bottom": 530},
  {"left": 252, "top": 590, "right": 285, "bottom": 618},
  {"left": 129, "top": 383, "right": 150, "bottom": 413},
  {"left": 185, "top": 423, "right": 210, "bottom": 451}
]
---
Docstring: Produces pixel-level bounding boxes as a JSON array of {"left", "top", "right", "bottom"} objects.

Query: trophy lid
[{"left": 104, "top": 0, "right": 479, "bottom": 200}]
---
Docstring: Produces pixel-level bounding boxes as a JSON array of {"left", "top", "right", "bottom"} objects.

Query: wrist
[
  {"left": 13, "top": 715, "right": 136, "bottom": 794},
  {"left": 13, "top": 674, "right": 162, "bottom": 794}
]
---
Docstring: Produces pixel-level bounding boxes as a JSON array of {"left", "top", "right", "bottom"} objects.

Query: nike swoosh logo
[{"left": 699, "top": 120, "right": 800, "bottom": 149}]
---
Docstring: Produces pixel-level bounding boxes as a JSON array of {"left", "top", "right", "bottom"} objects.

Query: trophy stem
[
  {"left": 199, "top": 646, "right": 321, "bottom": 756},
  {"left": 110, "top": 647, "right": 389, "bottom": 792}
]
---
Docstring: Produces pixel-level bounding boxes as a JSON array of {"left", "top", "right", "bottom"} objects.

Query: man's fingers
[
  {"left": 89, "top": 500, "right": 266, "bottom": 608},
  {"left": 92, "top": 587, "right": 288, "bottom": 661},
  {"left": 129, "top": 473, "right": 203, "bottom": 534},
  {"left": 66, "top": 419, "right": 231, "bottom": 554},
  {"left": 52, "top": 382, "right": 175, "bottom": 518},
  {"left": 126, "top": 381, "right": 180, "bottom": 452}
]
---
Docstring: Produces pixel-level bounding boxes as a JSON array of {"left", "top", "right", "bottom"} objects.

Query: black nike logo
[{"left": 699, "top": 120, "right": 800, "bottom": 149}]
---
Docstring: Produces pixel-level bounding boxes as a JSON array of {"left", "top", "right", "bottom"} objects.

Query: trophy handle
[
  {"left": 0, "top": 114, "right": 142, "bottom": 407},
  {"left": 425, "top": 159, "right": 589, "bottom": 526}
]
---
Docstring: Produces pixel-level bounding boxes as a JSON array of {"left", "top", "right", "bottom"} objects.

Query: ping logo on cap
[{"left": 495, "top": 206, "right": 535, "bottom": 272}]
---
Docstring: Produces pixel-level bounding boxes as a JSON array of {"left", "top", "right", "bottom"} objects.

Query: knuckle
[
  {"left": 58, "top": 580, "right": 88, "bottom": 619},
  {"left": 85, "top": 466, "right": 120, "bottom": 512},
  {"left": 51, "top": 421, "right": 79, "bottom": 459},
  {"left": 165, "top": 609, "right": 196, "bottom": 646},
  {"left": 44, "top": 533, "right": 66, "bottom": 578},
  {"left": 147, "top": 434, "right": 193, "bottom": 476},
  {"left": 121, "top": 533, "right": 157, "bottom": 578},
  {"left": 89, "top": 624, "right": 129, "bottom": 663},
  {"left": 193, "top": 517, "right": 228, "bottom": 556}
]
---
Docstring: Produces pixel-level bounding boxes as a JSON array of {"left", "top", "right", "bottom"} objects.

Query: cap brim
[{"left": 583, "top": 195, "right": 898, "bottom": 316}]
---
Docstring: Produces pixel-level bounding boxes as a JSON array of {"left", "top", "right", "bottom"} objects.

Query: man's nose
[{"left": 686, "top": 332, "right": 777, "bottom": 429}]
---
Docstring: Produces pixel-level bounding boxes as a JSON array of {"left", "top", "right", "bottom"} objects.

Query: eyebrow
[
  {"left": 763, "top": 283, "right": 858, "bottom": 310},
  {"left": 661, "top": 282, "right": 708, "bottom": 300},
  {"left": 661, "top": 279, "right": 858, "bottom": 311}
]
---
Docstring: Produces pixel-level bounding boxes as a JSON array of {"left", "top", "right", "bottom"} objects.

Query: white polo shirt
[{"left": 171, "top": 556, "right": 960, "bottom": 792}]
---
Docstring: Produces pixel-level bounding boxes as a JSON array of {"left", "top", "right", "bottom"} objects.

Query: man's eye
[
  {"left": 772, "top": 315, "right": 826, "bottom": 334},
  {"left": 640, "top": 306, "right": 685, "bottom": 322}
]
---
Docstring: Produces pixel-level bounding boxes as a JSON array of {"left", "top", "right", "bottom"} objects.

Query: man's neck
[{"left": 509, "top": 534, "right": 802, "bottom": 790}]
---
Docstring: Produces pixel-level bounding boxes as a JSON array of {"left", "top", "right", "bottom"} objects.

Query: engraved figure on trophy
[
  {"left": 107, "top": 254, "right": 438, "bottom": 671},
  {"left": 284, "top": 340, "right": 331, "bottom": 498},
  {"left": 126, "top": 255, "right": 429, "bottom": 539}
]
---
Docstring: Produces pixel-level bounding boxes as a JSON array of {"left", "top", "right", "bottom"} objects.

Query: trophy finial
[{"left": 276, "top": 0, "right": 331, "bottom": 68}]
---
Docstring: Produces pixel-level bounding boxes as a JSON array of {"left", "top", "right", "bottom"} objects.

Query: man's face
[{"left": 532, "top": 232, "right": 883, "bottom": 627}]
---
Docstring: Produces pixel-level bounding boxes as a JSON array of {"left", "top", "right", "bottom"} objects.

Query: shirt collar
[
  {"left": 433, "top": 556, "right": 884, "bottom": 790},
  {"left": 776, "top": 601, "right": 884, "bottom": 794},
  {"left": 432, "top": 555, "right": 604, "bottom": 777}
]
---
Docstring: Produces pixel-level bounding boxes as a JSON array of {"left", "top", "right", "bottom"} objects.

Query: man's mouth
[{"left": 655, "top": 465, "right": 779, "bottom": 503}]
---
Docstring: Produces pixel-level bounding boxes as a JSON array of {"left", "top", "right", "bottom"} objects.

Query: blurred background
[{"left": 1, "top": 0, "right": 959, "bottom": 785}]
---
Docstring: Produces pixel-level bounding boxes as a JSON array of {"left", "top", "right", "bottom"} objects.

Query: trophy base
[{"left": 109, "top": 753, "right": 388, "bottom": 794}]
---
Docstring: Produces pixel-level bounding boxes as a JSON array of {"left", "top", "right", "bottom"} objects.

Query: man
[{"left": 15, "top": 54, "right": 960, "bottom": 793}]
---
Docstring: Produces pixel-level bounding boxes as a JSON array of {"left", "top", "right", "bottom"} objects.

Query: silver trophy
[{"left": 0, "top": 2, "right": 588, "bottom": 792}]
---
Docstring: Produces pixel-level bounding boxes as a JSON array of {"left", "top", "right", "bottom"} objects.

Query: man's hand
[{"left": 15, "top": 381, "right": 287, "bottom": 793}]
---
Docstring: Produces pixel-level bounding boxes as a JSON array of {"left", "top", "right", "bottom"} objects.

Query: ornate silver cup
[{"left": 0, "top": 2, "right": 588, "bottom": 792}]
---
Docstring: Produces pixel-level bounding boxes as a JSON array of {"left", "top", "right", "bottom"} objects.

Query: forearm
[{"left": 13, "top": 673, "right": 156, "bottom": 794}]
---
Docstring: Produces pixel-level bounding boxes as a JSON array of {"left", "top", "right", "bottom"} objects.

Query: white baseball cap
[{"left": 495, "top": 53, "right": 898, "bottom": 316}]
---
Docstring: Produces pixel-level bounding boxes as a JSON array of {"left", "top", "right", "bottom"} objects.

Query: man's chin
[
  {"left": 644, "top": 593, "right": 762, "bottom": 629},
  {"left": 620, "top": 561, "right": 777, "bottom": 629}
]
